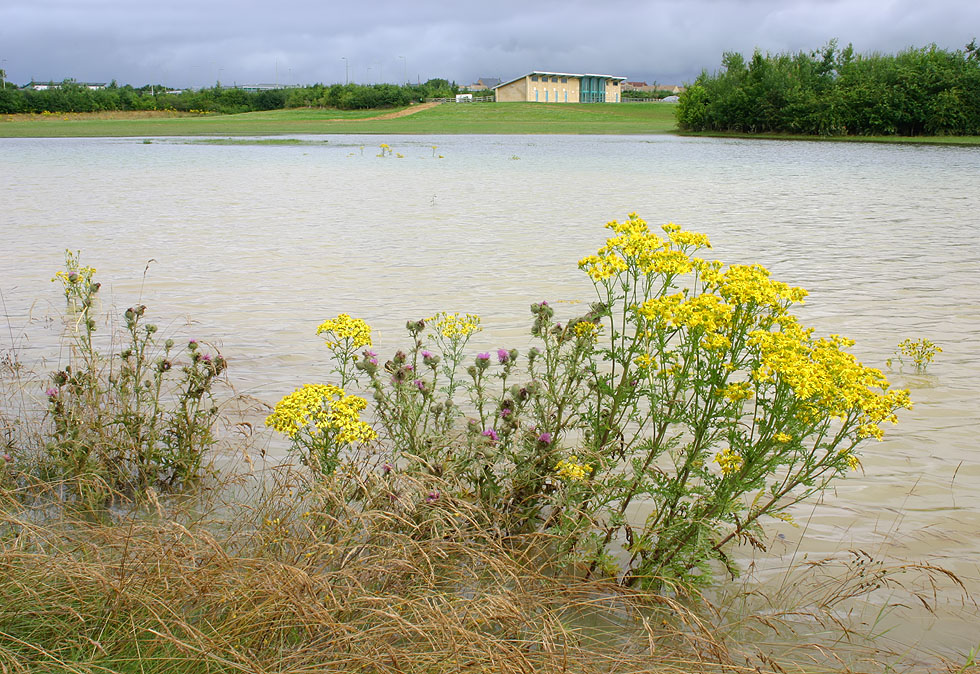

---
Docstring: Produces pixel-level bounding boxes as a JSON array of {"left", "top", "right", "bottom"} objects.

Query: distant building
[
  {"left": 24, "top": 80, "right": 107, "bottom": 91},
  {"left": 238, "top": 83, "right": 294, "bottom": 92},
  {"left": 622, "top": 82, "right": 687, "bottom": 94},
  {"left": 464, "top": 77, "right": 501, "bottom": 91},
  {"left": 494, "top": 71, "right": 626, "bottom": 103}
]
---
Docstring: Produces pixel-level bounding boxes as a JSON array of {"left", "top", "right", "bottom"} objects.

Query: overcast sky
[{"left": 2, "top": 0, "right": 978, "bottom": 88}]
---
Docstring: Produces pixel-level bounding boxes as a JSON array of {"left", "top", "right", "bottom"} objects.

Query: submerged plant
[
  {"left": 889, "top": 337, "right": 942, "bottom": 372},
  {"left": 272, "top": 214, "right": 912, "bottom": 589}
]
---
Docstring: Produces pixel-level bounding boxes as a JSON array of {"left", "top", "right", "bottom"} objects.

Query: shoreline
[{"left": 2, "top": 104, "right": 979, "bottom": 145}]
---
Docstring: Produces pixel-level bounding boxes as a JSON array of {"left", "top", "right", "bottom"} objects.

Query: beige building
[{"left": 493, "top": 71, "right": 626, "bottom": 103}]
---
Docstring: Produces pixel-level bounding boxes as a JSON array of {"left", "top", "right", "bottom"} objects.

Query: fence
[{"left": 425, "top": 96, "right": 495, "bottom": 103}]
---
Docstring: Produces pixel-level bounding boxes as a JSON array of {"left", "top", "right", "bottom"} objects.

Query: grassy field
[
  {"left": 0, "top": 102, "right": 680, "bottom": 137},
  {"left": 4, "top": 103, "right": 979, "bottom": 144}
]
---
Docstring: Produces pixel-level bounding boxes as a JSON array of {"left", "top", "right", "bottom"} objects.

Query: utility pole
[
  {"left": 341, "top": 57, "right": 348, "bottom": 84},
  {"left": 1, "top": 59, "right": 6, "bottom": 89}
]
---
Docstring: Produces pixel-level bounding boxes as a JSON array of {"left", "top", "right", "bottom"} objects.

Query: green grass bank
[
  {"left": 0, "top": 102, "right": 680, "bottom": 137},
  {"left": 4, "top": 102, "right": 979, "bottom": 145}
]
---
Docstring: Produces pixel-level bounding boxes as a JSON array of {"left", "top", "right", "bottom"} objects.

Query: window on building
[
  {"left": 531, "top": 76, "right": 538, "bottom": 82},
  {"left": 551, "top": 77, "right": 558, "bottom": 82},
  {"left": 560, "top": 77, "right": 567, "bottom": 83}
]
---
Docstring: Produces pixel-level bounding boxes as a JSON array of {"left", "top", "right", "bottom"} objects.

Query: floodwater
[{"left": 2, "top": 134, "right": 978, "bottom": 665}]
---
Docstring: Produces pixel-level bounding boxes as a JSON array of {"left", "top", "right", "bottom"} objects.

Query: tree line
[
  {"left": 676, "top": 40, "right": 980, "bottom": 136},
  {"left": 0, "top": 79, "right": 473, "bottom": 114}
]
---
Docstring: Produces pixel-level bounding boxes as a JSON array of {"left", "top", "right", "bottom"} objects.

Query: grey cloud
[{"left": 1, "top": 0, "right": 977, "bottom": 87}]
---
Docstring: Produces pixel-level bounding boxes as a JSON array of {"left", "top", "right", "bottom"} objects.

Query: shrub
[
  {"left": 269, "top": 215, "right": 912, "bottom": 589},
  {"left": 43, "top": 251, "right": 226, "bottom": 502}
]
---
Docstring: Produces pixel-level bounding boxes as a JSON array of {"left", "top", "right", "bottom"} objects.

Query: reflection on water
[{"left": 2, "top": 134, "right": 979, "bottom": 661}]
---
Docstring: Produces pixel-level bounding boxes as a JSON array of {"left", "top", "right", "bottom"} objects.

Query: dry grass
[{"left": 0, "top": 467, "right": 751, "bottom": 674}]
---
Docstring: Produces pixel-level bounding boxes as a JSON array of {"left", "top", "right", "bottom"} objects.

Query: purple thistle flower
[
  {"left": 497, "top": 348, "right": 510, "bottom": 364},
  {"left": 476, "top": 352, "right": 490, "bottom": 361},
  {"left": 414, "top": 379, "right": 425, "bottom": 391},
  {"left": 45, "top": 387, "right": 59, "bottom": 398},
  {"left": 537, "top": 432, "right": 552, "bottom": 445},
  {"left": 482, "top": 428, "right": 499, "bottom": 442},
  {"left": 201, "top": 353, "right": 212, "bottom": 363},
  {"left": 364, "top": 349, "right": 377, "bottom": 358},
  {"left": 425, "top": 490, "right": 440, "bottom": 503},
  {"left": 421, "top": 350, "right": 433, "bottom": 359},
  {"left": 382, "top": 463, "right": 393, "bottom": 474},
  {"left": 499, "top": 408, "right": 512, "bottom": 418}
]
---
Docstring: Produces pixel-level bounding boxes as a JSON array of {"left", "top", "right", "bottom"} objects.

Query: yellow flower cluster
[
  {"left": 719, "top": 381, "right": 754, "bottom": 402},
  {"left": 266, "top": 384, "right": 376, "bottom": 444},
  {"left": 316, "top": 314, "right": 372, "bottom": 349},
  {"left": 712, "top": 264, "right": 808, "bottom": 310},
  {"left": 897, "top": 338, "right": 942, "bottom": 368},
  {"left": 667, "top": 229, "right": 712, "bottom": 249},
  {"left": 578, "top": 214, "right": 712, "bottom": 283},
  {"left": 749, "top": 323, "right": 912, "bottom": 439},
  {"left": 555, "top": 455, "right": 592, "bottom": 482},
  {"left": 634, "top": 353, "right": 657, "bottom": 370},
  {"left": 429, "top": 312, "right": 481, "bottom": 339},
  {"left": 700, "top": 332, "right": 731, "bottom": 351},
  {"left": 839, "top": 449, "right": 861, "bottom": 471},
  {"left": 637, "top": 292, "right": 733, "bottom": 341},
  {"left": 572, "top": 321, "right": 599, "bottom": 341},
  {"left": 773, "top": 432, "right": 793, "bottom": 443},
  {"left": 714, "top": 448, "right": 743, "bottom": 475},
  {"left": 52, "top": 250, "right": 97, "bottom": 298}
]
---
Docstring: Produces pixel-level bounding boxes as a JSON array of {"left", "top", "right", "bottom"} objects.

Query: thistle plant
[
  {"left": 274, "top": 214, "right": 913, "bottom": 589},
  {"left": 45, "top": 252, "right": 226, "bottom": 500}
]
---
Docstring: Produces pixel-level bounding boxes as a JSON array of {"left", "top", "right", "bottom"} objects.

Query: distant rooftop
[{"left": 494, "top": 71, "right": 627, "bottom": 89}]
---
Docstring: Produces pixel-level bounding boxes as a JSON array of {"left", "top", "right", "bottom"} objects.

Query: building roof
[
  {"left": 476, "top": 77, "right": 501, "bottom": 88},
  {"left": 493, "top": 71, "right": 627, "bottom": 89}
]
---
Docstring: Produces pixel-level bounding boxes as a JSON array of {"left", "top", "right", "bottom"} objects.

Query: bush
[
  {"left": 39, "top": 252, "right": 226, "bottom": 503},
  {"left": 269, "top": 215, "right": 912, "bottom": 589},
  {"left": 677, "top": 41, "right": 980, "bottom": 136}
]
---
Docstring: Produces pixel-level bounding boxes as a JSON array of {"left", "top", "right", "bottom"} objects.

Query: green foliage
[
  {"left": 2, "top": 78, "right": 468, "bottom": 114},
  {"left": 271, "top": 214, "right": 911, "bottom": 589},
  {"left": 43, "top": 252, "right": 226, "bottom": 502},
  {"left": 677, "top": 41, "right": 980, "bottom": 136}
]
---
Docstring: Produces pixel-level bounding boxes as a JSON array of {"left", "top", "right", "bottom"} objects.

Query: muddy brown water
[{"left": 2, "top": 134, "right": 978, "bottom": 664}]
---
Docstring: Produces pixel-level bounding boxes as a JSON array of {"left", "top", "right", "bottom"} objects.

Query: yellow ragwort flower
[
  {"left": 429, "top": 312, "right": 481, "bottom": 339},
  {"left": 555, "top": 455, "right": 592, "bottom": 482},
  {"left": 316, "top": 313, "right": 372, "bottom": 349},
  {"left": 714, "top": 448, "right": 743, "bottom": 475},
  {"left": 266, "top": 384, "right": 376, "bottom": 444}
]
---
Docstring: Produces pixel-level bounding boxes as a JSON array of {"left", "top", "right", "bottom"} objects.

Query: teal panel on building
[{"left": 579, "top": 76, "right": 606, "bottom": 103}]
